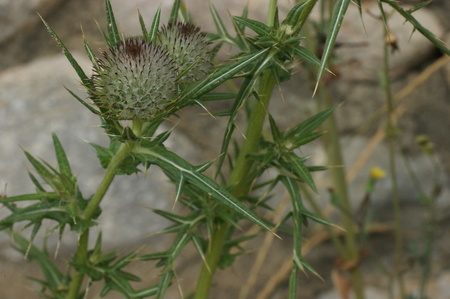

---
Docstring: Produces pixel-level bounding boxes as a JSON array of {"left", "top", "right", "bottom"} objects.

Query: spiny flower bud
[
  {"left": 90, "top": 38, "right": 178, "bottom": 120},
  {"left": 159, "top": 22, "right": 212, "bottom": 84}
]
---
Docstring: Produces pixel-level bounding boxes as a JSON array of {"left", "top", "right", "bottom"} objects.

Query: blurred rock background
[{"left": 0, "top": 0, "right": 449, "bottom": 298}]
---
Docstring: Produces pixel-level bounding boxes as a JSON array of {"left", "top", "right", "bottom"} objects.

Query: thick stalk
[
  {"left": 83, "top": 142, "right": 134, "bottom": 220},
  {"left": 318, "top": 86, "right": 365, "bottom": 299},
  {"left": 192, "top": 223, "right": 229, "bottom": 299},
  {"left": 227, "top": 73, "right": 275, "bottom": 194},
  {"left": 194, "top": 70, "right": 277, "bottom": 299},
  {"left": 66, "top": 141, "right": 134, "bottom": 298},
  {"left": 194, "top": 1, "right": 279, "bottom": 297}
]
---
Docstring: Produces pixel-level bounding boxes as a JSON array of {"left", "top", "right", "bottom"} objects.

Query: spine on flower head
[
  {"left": 87, "top": 22, "right": 211, "bottom": 121},
  {"left": 89, "top": 38, "right": 178, "bottom": 120},
  {"left": 159, "top": 22, "right": 212, "bottom": 85}
]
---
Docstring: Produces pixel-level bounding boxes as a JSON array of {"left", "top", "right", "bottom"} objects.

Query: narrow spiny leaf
[
  {"left": 168, "top": 0, "right": 181, "bottom": 24},
  {"left": 105, "top": 0, "right": 121, "bottom": 47},
  {"left": 315, "top": 0, "right": 351, "bottom": 95},
  {"left": 134, "top": 146, "right": 274, "bottom": 233},
  {"left": 40, "top": 15, "right": 90, "bottom": 86},
  {"left": 52, "top": 133, "right": 72, "bottom": 177},
  {"left": 149, "top": 7, "right": 161, "bottom": 43},
  {"left": 138, "top": 9, "right": 149, "bottom": 42}
]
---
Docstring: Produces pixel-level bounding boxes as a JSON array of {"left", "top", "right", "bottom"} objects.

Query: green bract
[
  {"left": 159, "top": 22, "right": 212, "bottom": 84},
  {"left": 90, "top": 38, "right": 178, "bottom": 120}
]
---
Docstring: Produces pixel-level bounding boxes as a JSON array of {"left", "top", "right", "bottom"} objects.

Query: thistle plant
[{"left": 1, "top": 0, "right": 449, "bottom": 299}]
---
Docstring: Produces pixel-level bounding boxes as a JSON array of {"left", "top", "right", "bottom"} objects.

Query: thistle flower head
[
  {"left": 90, "top": 38, "right": 178, "bottom": 120},
  {"left": 159, "top": 22, "right": 212, "bottom": 84}
]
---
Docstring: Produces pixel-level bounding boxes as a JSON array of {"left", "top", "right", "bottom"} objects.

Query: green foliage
[
  {"left": 0, "top": 135, "right": 97, "bottom": 238},
  {"left": 381, "top": 0, "right": 450, "bottom": 56},
  {"left": 11, "top": 232, "right": 71, "bottom": 298},
  {"left": 251, "top": 109, "right": 333, "bottom": 193},
  {"left": 90, "top": 140, "right": 141, "bottom": 175},
  {"left": 315, "top": 0, "right": 350, "bottom": 93},
  {"left": 2, "top": 0, "right": 448, "bottom": 298}
]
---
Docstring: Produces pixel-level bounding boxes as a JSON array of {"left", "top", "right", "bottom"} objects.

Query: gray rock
[
  {"left": 335, "top": 2, "right": 444, "bottom": 81},
  {"left": 0, "top": 53, "right": 100, "bottom": 196},
  {"left": 0, "top": 0, "right": 63, "bottom": 44},
  {"left": 337, "top": 136, "right": 449, "bottom": 209}
]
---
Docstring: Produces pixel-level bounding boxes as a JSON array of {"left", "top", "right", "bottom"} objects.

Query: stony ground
[{"left": 1, "top": 0, "right": 450, "bottom": 298}]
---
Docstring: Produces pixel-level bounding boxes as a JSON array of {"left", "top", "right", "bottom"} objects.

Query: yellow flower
[{"left": 370, "top": 167, "right": 386, "bottom": 180}]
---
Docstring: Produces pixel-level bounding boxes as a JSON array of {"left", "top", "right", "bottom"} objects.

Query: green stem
[
  {"left": 383, "top": 29, "right": 405, "bottom": 298},
  {"left": 419, "top": 197, "right": 436, "bottom": 298},
  {"left": 227, "top": 71, "right": 275, "bottom": 193},
  {"left": 83, "top": 142, "right": 133, "bottom": 219},
  {"left": 318, "top": 85, "right": 365, "bottom": 299},
  {"left": 194, "top": 69, "right": 276, "bottom": 299},
  {"left": 66, "top": 141, "right": 134, "bottom": 299},
  {"left": 194, "top": 2, "right": 293, "bottom": 297},
  {"left": 267, "top": 0, "right": 277, "bottom": 27},
  {"left": 192, "top": 223, "right": 229, "bottom": 299},
  {"left": 67, "top": 232, "right": 89, "bottom": 299}
]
